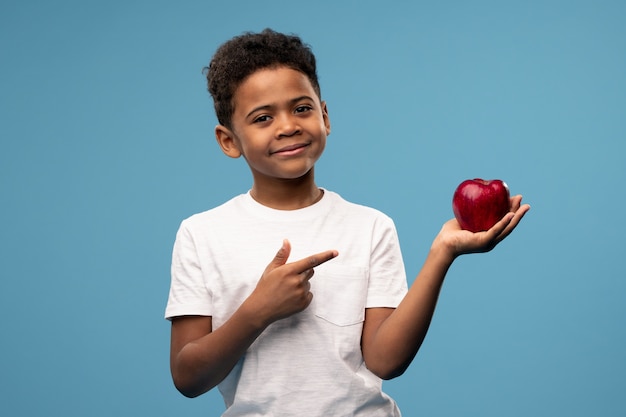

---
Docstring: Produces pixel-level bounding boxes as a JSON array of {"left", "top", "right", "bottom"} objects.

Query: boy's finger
[
  {"left": 509, "top": 204, "right": 531, "bottom": 229},
  {"left": 484, "top": 212, "right": 515, "bottom": 240},
  {"left": 292, "top": 250, "right": 339, "bottom": 276},
  {"left": 496, "top": 204, "right": 531, "bottom": 242},
  {"left": 509, "top": 195, "right": 523, "bottom": 212},
  {"left": 266, "top": 239, "right": 291, "bottom": 271},
  {"left": 301, "top": 268, "right": 315, "bottom": 281}
]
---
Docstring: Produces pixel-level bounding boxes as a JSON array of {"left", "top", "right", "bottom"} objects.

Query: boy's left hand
[{"left": 434, "top": 195, "right": 531, "bottom": 259}]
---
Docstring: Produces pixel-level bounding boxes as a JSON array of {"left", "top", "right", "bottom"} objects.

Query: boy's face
[{"left": 215, "top": 66, "right": 330, "bottom": 185}]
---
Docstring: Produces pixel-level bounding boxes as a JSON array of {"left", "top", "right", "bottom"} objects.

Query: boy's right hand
[
  {"left": 247, "top": 239, "right": 338, "bottom": 326},
  {"left": 433, "top": 194, "right": 530, "bottom": 259}
]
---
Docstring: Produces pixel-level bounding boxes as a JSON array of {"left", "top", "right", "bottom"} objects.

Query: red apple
[{"left": 452, "top": 179, "right": 511, "bottom": 232}]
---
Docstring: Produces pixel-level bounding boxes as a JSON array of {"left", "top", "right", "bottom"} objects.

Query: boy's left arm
[{"left": 361, "top": 196, "right": 530, "bottom": 380}]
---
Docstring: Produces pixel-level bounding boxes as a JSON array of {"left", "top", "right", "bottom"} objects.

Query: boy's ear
[
  {"left": 215, "top": 125, "right": 242, "bottom": 158},
  {"left": 321, "top": 101, "right": 331, "bottom": 135}
]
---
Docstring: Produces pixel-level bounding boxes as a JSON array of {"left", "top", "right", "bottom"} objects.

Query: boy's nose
[{"left": 275, "top": 114, "right": 301, "bottom": 138}]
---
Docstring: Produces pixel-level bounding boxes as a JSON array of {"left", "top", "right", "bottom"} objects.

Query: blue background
[{"left": 2, "top": 0, "right": 625, "bottom": 415}]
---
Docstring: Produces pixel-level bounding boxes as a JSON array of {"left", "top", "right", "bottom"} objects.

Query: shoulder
[
  {"left": 325, "top": 190, "right": 395, "bottom": 224},
  {"left": 175, "top": 193, "right": 250, "bottom": 239},
  {"left": 181, "top": 193, "right": 247, "bottom": 225}
]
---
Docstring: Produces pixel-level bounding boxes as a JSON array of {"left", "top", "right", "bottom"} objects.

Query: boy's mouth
[{"left": 270, "top": 143, "right": 309, "bottom": 156}]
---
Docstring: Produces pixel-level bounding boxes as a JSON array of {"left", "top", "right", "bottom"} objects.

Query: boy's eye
[
  {"left": 253, "top": 115, "right": 271, "bottom": 123},
  {"left": 295, "top": 105, "right": 312, "bottom": 113}
]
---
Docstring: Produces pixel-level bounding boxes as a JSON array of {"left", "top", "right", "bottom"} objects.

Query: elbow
[
  {"left": 173, "top": 376, "right": 207, "bottom": 399},
  {"left": 172, "top": 374, "right": 197, "bottom": 398},
  {"left": 180, "top": 389, "right": 203, "bottom": 399},
  {"left": 375, "top": 366, "right": 407, "bottom": 381},
  {"left": 366, "top": 361, "right": 409, "bottom": 381},
  {"left": 176, "top": 384, "right": 201, "bottom": 399},
  {"left": 363, "top": 348, "right": 413, "bottom": 380},
  {"left": 171, "top": 367, "right": 212, "bottom": 399}
]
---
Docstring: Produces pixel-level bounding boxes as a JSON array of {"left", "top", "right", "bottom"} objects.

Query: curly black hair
[{"left": 205, "top": 28, "right": 321, "bottom": 128}]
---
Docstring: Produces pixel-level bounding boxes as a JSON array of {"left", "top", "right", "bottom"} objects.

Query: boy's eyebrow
[{"left": 245, "top": 95, "right": 316, "bottom": 119}]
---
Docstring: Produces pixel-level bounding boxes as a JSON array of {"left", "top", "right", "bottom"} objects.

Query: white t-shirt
[{"left": 166, "top": 189, "right": 408, "bottom": 416}]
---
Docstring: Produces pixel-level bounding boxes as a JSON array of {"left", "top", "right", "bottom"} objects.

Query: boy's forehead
[{"left": 233, "top": 67, "right": 319, "bottom": 108}]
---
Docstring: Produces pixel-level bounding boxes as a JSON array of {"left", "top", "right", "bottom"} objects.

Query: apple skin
[{"left": 452, "top": 179, "right": 511, "bottom": 232}]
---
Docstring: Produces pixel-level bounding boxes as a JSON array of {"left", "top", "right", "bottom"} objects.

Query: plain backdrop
[{"left": 1, "top": 1, "right": 625, "bottom": 416}]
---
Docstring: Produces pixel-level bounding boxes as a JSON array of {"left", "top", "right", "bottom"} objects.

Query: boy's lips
[{"left": 270, "top": 143, "right": 309, "bottom": 155}]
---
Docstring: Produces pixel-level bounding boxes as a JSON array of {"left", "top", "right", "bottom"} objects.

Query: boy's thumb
[{"left": 268, "top": 239, "right": 291, "bottom": 269}]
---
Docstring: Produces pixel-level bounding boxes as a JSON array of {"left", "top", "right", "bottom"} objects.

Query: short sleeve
[
  {"left": 164, "top": 221, "right": 213, "bottom": 320},
  {"left": 365, "top": 215, "right": 408, "bottom": 308}
]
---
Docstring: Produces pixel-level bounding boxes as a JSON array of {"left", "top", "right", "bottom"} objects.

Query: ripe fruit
[{"left": 452, "top": 179, "right": 511, "bottom": 232}]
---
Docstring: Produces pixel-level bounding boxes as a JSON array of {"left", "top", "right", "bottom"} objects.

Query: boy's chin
[{"left": 270, "top": 165, "right": 316, "bottom": 181}]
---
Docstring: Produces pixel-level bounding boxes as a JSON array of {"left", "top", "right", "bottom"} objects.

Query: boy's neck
[{"left": 250, "top": 175, "right": 323, "bottom": 210}]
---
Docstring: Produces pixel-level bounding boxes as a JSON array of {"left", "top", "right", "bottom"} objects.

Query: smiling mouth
[{"left": 270, "top": 143, "right": 309, "bottom": 155}]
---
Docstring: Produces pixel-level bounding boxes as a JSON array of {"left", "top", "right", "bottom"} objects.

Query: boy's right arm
[{"left": 169, "top": 239, "right": 338, "bottom": 398}]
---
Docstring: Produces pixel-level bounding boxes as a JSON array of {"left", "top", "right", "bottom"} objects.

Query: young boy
[{"left": 165, "top": 29, "right": 530, "bottom": 416}]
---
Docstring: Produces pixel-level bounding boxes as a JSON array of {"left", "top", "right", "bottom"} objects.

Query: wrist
[
  {"left": 429, "top": 235, "right": 457, "bottom": 266},
  {"left": 238, "top": 296, "right": 273, "bottom": 332}
]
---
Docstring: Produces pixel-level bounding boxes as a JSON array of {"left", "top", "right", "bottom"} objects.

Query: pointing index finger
[{"left": 293, "top": 250, "right": 339, "bottom": 275}]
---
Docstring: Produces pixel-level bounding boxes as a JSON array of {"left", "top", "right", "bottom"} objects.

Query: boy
[{"left": 165, "top": 29, "right": 530, "bottom": 416}]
